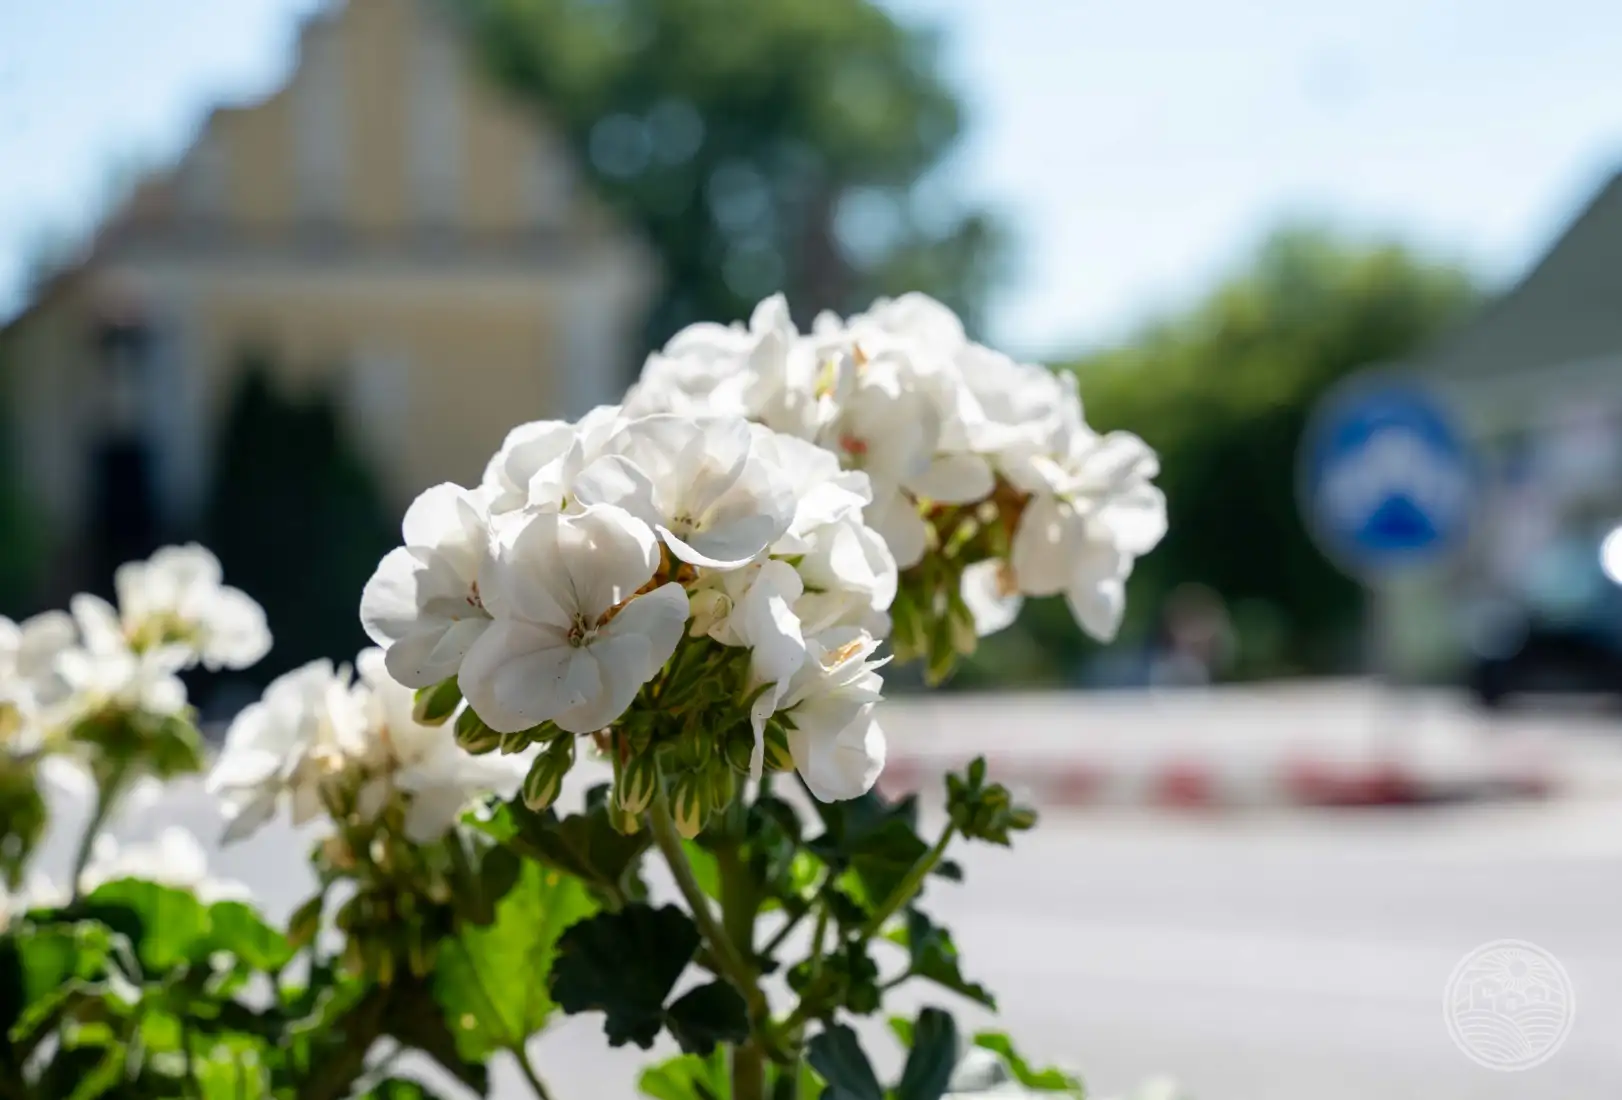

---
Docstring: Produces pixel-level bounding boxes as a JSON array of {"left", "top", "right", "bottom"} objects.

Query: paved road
[{"left": 25, "top": 690, "right": 1622, "bottom": 1099}]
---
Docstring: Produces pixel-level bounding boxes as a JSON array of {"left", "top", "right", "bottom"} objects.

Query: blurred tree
[
  {"left": 203, "top": 360, "right": 395, "bottom": 691},
  {"left": 964, "top": 227, "right": 1479, "bottom": 687},
  {"left": 0, "top": 356, "right": 43, "bottom": 616},
  {"left": 462, "top": 0, "right": 1007, "bottom": 357}
]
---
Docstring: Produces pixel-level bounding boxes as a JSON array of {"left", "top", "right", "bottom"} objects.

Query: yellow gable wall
[{"left": 198, "top": 0, "right": 551, "bottom": 236}]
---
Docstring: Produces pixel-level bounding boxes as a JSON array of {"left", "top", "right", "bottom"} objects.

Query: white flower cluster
[
  {"left": 627, "top": 293, "right": 1167, "bottom": 643},
  {"left": 361, "top": 407, "right": 897, "bottom": 803},
  {"left": 1, "top": 545, "right": 270, "bottom": 752},
  {"left": 209, "top": 648, "right": 528, "bottom": 844}
]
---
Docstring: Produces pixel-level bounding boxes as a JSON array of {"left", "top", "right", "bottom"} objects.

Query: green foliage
[
  {"left": 807, "top": 1024, "right": 885, "bottom": 1100},
  {"left": 967, "top": 228, "right": 1478, "bottom": 685},
  {"left": 945, "top": 757, "right": 1037, "bottom": 847},
  {"left": 550, "top": 902, "right": 749, "bottom": 1051},
  {"left": 968, "top": 1031, "right": 1084, "bottom": 1095},
  {"left": 434, "top": 860, "right": 597, "bottom": 1060},
  {"left": 809, "top": 1008, "right": 958, "bottom": 1100},
  {"left": 887, "top": 908, "right": 994, "bottom": 1010},
  {"left": 466, "top": 0, "right": 1006, "bottom": 362},
  {"left": 478, "top": 785, "right": 653, "bottom": 908}
]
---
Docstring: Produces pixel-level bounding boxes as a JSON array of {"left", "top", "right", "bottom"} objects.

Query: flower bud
[
  {"left": 667, "top": 772, "right": 708, "bottom": 839},
  {"left": 522, "top": 737, "right": 575, "bottom": 812},
  {"left": 607, "top": 800, "right": 642, "bottom": 836},
  {"left": 762, "top": 723, "right": 793, "bottom": 773},
  {"left": 722, "top": 729, "right": 755, "bottom": 775},
  {"left": 412, "top": 677, "right": 463, "bottom": 727},
  {"left": 499, "top": 728, "right": 532, "bottom": 755},
  {"left": 286, "top": 894, "right": 324, "bottom": 950},
  {"left": 613, "top": 752, "right": 659, "bottom": 816},
  {"left": 707, "top": 762, "right": 736, "bottom": 809},
  {"left": 454, "top": 707, "right": 502, "bottom": 755}
]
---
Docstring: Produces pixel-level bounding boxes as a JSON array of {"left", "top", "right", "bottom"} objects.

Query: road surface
[{"left": 22, "top": 687, "right": 1622, "bottom": 1099}]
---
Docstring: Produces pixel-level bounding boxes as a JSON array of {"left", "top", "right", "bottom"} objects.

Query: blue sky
[{"left": 2, "top": 0, "right": 1620, "bottom": 358}]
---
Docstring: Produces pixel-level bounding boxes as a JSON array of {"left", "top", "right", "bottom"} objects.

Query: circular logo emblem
[{"left": 1444, "top": 940, "right": 1574, "bottom": 1070}]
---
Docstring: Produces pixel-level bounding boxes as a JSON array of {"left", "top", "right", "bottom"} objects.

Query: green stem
[
  {"left": 783, "top": 822, "right": 958, "bottom": 1038},
  {"left": 70, "top": 757, "right": 130, "bottom": 900},
  {"left": 300, "top": 988, "right": 390, "bottom": 1100},
  {"left": 513, "top": 1044, "right": 556, "bottom": 1100},
  {"left": 858, "top": 822, "right": 956, "bottom": 939},
  {"left": 717, "top": 845, "right": 766, "bottom": 1100},
  {"left": 645, "top": 794, "right": 762, "bottom": 1017}
]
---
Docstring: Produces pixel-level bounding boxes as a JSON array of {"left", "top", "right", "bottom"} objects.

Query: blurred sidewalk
[{"left": 878, "top": 680, "right": 1622, "bottom": 809}]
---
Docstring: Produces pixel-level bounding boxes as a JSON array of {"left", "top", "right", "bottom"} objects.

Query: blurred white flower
[
  {"left": 79, "top": 826, "right": 251, "bottom": 903},
  {"left": 361, "top": 482, "right": 493, "bottom": 689},
  {"left": 960, "top": 559, "right": 1024, "bottom": 639},
  {"left": 352, "top": 648, "right": 526, "bottom": 842},
  {"left": 113, "top": 544, "right": 271, "bottom": 670},
  {"left": 0, "top": 871, "right": 68, "bottom": 930},
  {"left": 458, "top": 505, "right": 689, "bottom": 734},
  {"left": 57, "top": 594, "right": 191, "bottom": 719},
  {"left": 1010, "top": 431, "right": 1167, "bottom": 641},
  {"left": 209, "top": 658, "right": 367, "bottom": 842}
]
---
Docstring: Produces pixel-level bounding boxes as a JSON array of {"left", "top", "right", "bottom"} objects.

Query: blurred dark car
[{"left": 1465, "top": 526, "right": 1622, "bottom": 709}]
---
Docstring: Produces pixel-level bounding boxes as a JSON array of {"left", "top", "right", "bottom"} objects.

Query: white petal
[
  {"left": 381, "top": 617, "right": 489, "bottom": 689},
  {"left": 791, "top": 705, "right": 885, "bottom": 802},
  {"left": 402, "top": 483, "right": 472, "bottom": 546},
  {"left": 561, "top": 506, "right": 663, "bottom": 618},
  {"left": 1100, "top": 484, "right": 1168, "bottom": 557},
  {"left": 402, "top": 786, "right": 471, "bottom": 843},
  {"left": 1066, "top": 574, "right": 1127, "bottom": 642},
  {"left": 906, "top": 453, "right": 994, "bottom": 505},
  {"left": 961, "top": 560, "right": 1024, "bottom": 638},
  {"left": 571, "top": 454, "right": 662, "bottom": 529},
  {"left": 458, "top": 620, "right": 595, "bottom": 733},
  {"left": 1010, "top": 495, "right": 1074, "bottom": 596},
  {"left": 868, "top": 493, "right": 928, "bottom": 570}
]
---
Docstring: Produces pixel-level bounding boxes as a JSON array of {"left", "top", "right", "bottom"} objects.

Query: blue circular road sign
[{"left": 1299, "top": 373, "right": 1477, "bottom": 579}]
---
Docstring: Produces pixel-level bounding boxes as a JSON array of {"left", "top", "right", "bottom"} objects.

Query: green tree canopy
[
  {"left": 967, "top": 227, "right": 1479, "bottom": 686},
  {"left": 465, "top": 0, "right": 1006, "bottom": 357}
]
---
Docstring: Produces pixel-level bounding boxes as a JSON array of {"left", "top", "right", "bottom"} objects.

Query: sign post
[{"left": 1298, "top": 371, "right": 1478, "bottom": 754}]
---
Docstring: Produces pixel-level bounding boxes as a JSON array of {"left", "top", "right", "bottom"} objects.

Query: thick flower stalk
[
  {"left": 362, "top": 407, "right": 900, "bottom": 834},
  {"left": 627, "top": 293, "right": 1168, "bottom": 680}
]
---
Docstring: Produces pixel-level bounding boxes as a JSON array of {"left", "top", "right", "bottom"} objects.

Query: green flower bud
[
  {"left": 454, "top": 707, "right": 502, "bottom": 755},
  {"left": 286, "top": 894, "right": 324, "bottom": 950},
  {"left": 607, "top": 800, "right": 642, "bottom": 836},
  {"left": 499, "top": 728, "right": 533, "bottom": 755},
  {"left": 708, "top": 762, "right": 736, "bottom": 809},
  {"left": 412, "top": 677, "right": 463, "bottom": 726},
  {"left": 522, "top": 737, "right": 575, "bottom": 811},
  {"left": 723, "top": 729, "right": 756, "bottom": 775},
  {"left": 762, "top": 722, "right": 794, "bottom": 773},
  {"left": 667, "top": 772, "right": 708, "bottom": 839},
  {"left": 613, "top": 752, "right": 659, "bottom": 815}
]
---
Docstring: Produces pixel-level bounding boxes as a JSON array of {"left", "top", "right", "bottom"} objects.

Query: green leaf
[
  {"left": 682, "top": 840, "right": 722, "bottom": 900},
  {"left": 663, "top": 980, "right": 749, "bottom": 1055},
  {"left": 359, "top": 1079, "right": 453, "bottom": 1100},
  {"left": 807, "top": 791, "right": 949, "bottom": 911},
  {"left": 483, "top": 790, "right": 651, "bottom": 905},
  {"left": 895, "top": 1008, "right": 958, "bottom": 1100},
  {"left": 550, "top": 903, "right": 699, "bottom": 1049},
  {"left": 638, "top": 1048, "right": 731, "bottom": 1100},
  {"left": 970, "top": 1032, "right": 1084, "bottom": 1095},
  {"left": 207, "top": 900, "right": 292, "bottom": 972},
  {"left": 435, "top": 860, "right": 597, "bottom": 1060},
  {"left": 78, "top": 877, "right": 210, "bottom": 973},
  {"left": 889, "top": 909, "right": 995, "bottom": 1010},
  {"left": 806, "top": 1024, "right": 884, "bottom": 1100}
]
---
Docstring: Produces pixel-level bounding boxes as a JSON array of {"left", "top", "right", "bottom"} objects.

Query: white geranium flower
[
  {"left": 778, "top": 629, "right": 889, "bottom": 801},
  {"left": 458, "top": 505, "right": 689, "bottom": 734},
  {"left": 56, "top": 595, "right": 190, "bottom": 719},
  {"left": 574, "top": 415, "right": 796, "bottom": 569},
  {"left": 960, "top": 559, "right": 1024, "bottom": 639},
  {"left": 1010, "top": 431, "right": 1166, "bottom": 641},
  {"left": 79, "top": 827, "right": 251, "bottom": 903},
  {"left": 751, "top": 427, "right": 873, "bottom": 555},
  {"left": 361, "top": 482, "right": 492, "bottom": 689},
  {"left": 114, "top": 544, "right": 271, "bottom": 670},
  {"left": 208, "top": 658, "right": 368, "bottom": 843},
  {"left": 352, "top": 648, "right": 527, "bottom": 842},
  {"left": 481, "top": 405, "right": 626, "bottom": 514},
  {"left": 792, "top": 517, "right": 897, "bottom": 637}
]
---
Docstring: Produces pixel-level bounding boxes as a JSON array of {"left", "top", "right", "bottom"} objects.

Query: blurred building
[
  {"left": 0, "top": 0, "right": 654, "bottom": 596},
  {"left": 1382, "top": 170, "right": 1622, "bottom": 682}
]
